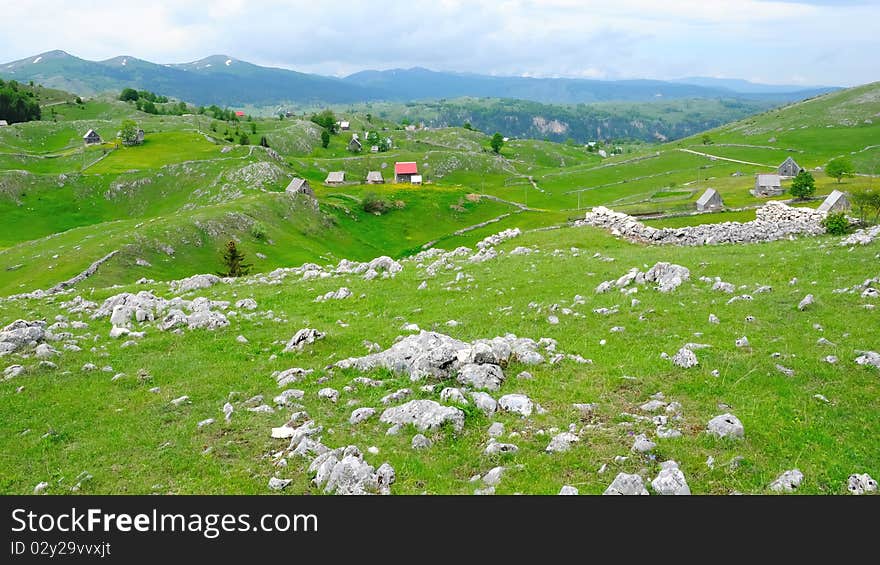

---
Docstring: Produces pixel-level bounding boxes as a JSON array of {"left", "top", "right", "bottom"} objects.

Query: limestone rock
[
  {"left": 651, "top": 461, "right": 691, "bottom": 495},
  {"left": 706, "top": 413, "right": 744, "bottom": 439},
  {"left": 380, "top": 399, "right": 465, "bottom": 432},
  {"left": 603, "top": 473, "right": 649, "bottom": 495}
]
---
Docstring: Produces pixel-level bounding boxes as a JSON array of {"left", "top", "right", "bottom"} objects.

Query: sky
[{"left": 0, "top": 0, "right": 877, "bottom": 86}]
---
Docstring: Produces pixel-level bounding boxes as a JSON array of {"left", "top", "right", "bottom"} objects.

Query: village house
[
  {"left": 366, "top": 171, "right": 384, "bottom": 184},
  {"left": 370, "top": 145, "right": 379, "bottom": 153},
  {"left": 817, "top": 189, "right": 850, "bottom": 213},
  {"left": 752, "top": 173, "right": 783, "bottom": 197},
  {"left": 695, "top": 188, "right": 723, "bottom": 212},
  {"left": 325, "top": 171, "right": 345, "bottom": 185},
  {"left": 285, "top": 177, "right": 314, "bottom": 197},
  {"left": 411, "top": 174, "right": 423, "bottom": 185},
  {"left": 338, "top": 121, "right": 350, "bottom": 131},
  {"left": 777, "top": 156, "right": 804, "bottom": 178},
  {"left": 348, "top": 134, "right": 362, "bottom": 152},
  {"left": 83, "top": 129, "right": 102, "bottom": 145},
  {"left": 0, "top": 120, "right": 8, "bottom": 127},
  {"left": 394, "top": 161, "right": 419, "bottom": 183}
]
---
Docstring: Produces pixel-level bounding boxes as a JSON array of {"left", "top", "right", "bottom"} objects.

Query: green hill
[{"left": 0, "top": 82, "right": 878, "bottom": 495}]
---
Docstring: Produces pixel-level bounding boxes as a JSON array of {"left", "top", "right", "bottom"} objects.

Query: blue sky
[{"left": 0, "top": 0, "right": 877, "bottom": 86}]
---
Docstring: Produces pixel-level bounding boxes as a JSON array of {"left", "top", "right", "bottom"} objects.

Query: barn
[
  {"left": 695, "top": 188, "right": 723, "bottom": 212},
  {"left": 83, "top": 129, "right": 102, "bottom": 145},
  {"left": 777, "top": 156, "right": 804, "bottom": 178},
  {"left": 366, "top": 171, "right": 384, "bottom": 184},
  {"left": 325, "top": 171, "right": 345, "bottom": 185},
  {"left": 817, "top": 190, "right": 850, "bottom": 213},
  {"left": 394, "top": 162, "right": 419, "bottom": 183},
  {"left": 286, "top": 177, "right": 314, "bottom": 196},
  {"left": 752, "top": 173, "right": 783, "bottom": 197}
]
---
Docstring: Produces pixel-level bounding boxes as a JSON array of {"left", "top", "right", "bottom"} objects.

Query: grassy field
[
  {"left": 0, "top": 224, "right": 877, "bottom": 494},
  {"left": 0, "top": 84, "right": 879, "bottom": 495}
]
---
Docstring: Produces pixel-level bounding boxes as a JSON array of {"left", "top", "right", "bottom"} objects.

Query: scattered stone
[
  {"left": 470, "top": 392, "right": 498, "bottom": 415},
  {"left": 380, "top": 399, "right": 465, "bottom": 432},
  {"left": 847, "top": 473, "right": 877, "bottom": 495},
  {"left": 559, "top": 485, "right": 579, "bottom": 495},
  {"left": 603, "top": 473, "right": 649, "bottom": 495},
  {"left": 482, "top": 466, "right": 505, "bottom": 486},
  {"left": 498, "top": 394, "right": 534, "bottom": 417},
  {"left": 284, "top": 328, "right": 326, "bottom": 352},
  {"left": 797, "top": 294, "right": 814, "bottom": 311},
  {"left": 268, "top": 477, "right": 291, "bottom": 491},
  {"left": 349, "top": 407, "right": 376, "bottom": 425},
  {"left": 706, "top": 413, "right": 744, "bottom": 439},
  {"left": 769, "top": 469, "right": 804, "bottom": 492},
  {"left": 484, "top": 440, "right": 519, "bottom": 456},
  {"left": 855, "top": 351, "right": 880, "bottom": 369},
  {"left": 651, "top": 460, "right": 691, "bottom": 495},
  {"left": 631, "top": 434, "right": 656, "bottom": 453},
  {"left": 457, "top": 363, "right": 505, "bottom": 391},
  {"left": 546, "top": 432, "right": 580, "bottom": 453},
  {"left": 671, "top": 347, "right": 698, "bottom": 368},
  {"left": 488, "top": 422, "right": 505, "bottom": 438},
  {"left": 411, "top": 434, "right": 432, "bottom": 449}
]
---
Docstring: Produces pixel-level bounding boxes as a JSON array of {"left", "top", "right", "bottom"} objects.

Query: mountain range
[{"left": 1, "top": 50, "right": 838, "bottom": 107}]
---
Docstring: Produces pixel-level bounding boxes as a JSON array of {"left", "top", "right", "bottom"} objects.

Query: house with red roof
[
  {"left": 235, "top": 110, "right": 245, "bottom": 117},
  {"left": 394, "top": 161, "right": 418, "bottom": 183}
]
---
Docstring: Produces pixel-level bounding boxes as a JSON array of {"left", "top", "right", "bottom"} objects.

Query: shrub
[
  {"left": 821, "top": 212, "right": 850, "bottom": 235},
  {"left": 250, "top": 222, "right": 268, "bottom": 240},
  {"left": 851, "top": 188, "right": 880, "bottom": 224},
  {"left": 362, "top": 193, "right": 389, "bottom": 214}
]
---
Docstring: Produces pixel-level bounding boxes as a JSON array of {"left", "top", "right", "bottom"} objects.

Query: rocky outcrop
[
  {"left": 0, "top": 320, "right": 47, "bottom": 355},
  {"left": 334, "top": 331, "right": 552, "bottom": 382}
]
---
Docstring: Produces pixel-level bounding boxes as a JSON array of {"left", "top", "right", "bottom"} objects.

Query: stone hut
[{"left": 695, "top": 188, "right": 723, "bottom": 212}]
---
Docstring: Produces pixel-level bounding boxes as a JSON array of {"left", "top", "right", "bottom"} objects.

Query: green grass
[
  {"left": 0, "top": 224, "right": 877, "bottom": 494},
  {"left": 86, "top": 131, "right": 234, "bottom": 173},
  {"left": 1, "top": 83, "right": 879, "bottom": 495}
]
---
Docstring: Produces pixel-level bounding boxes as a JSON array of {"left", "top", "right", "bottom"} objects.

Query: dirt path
[{"left": 677, "top": 148, "right": 774, "bottom": 168}]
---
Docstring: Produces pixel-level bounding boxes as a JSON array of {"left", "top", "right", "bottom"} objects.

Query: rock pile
[
  {"left": 597, "top": 262, "right": 690, "bottom": 294},
  {"left": 840, "top": 224, "right": 880, "bottom": 246},
  {"left": 271, "top": 413, "right": 395, "bottom": 495},
  {"left": 334, "top": 330, "right": 556, "bottom": 382},
  {"left": 91, "top": 291, "right": 231, "bottom": 332},
  {"left": 0, "top": 320, "right": 48, "bottom": 355},
  {"left": 577, "top": 201, "right": 826, "bottom": 246}
]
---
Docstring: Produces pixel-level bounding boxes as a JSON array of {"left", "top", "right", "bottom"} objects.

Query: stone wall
[{"left": 575, "top": 201, "right": 826, "bottom": 246}]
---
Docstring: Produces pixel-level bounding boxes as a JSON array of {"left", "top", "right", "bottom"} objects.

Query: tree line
[{"left": 0, "top": 79, "right": 41, "bottom": 123}]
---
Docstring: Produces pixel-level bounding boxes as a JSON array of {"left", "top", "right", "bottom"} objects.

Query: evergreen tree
[
  {"left": 218, "top": 241, "right": 251, "bottom": 277},
  {"left": 321, "top": 129, "right": 331, "bottom": 148}
]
